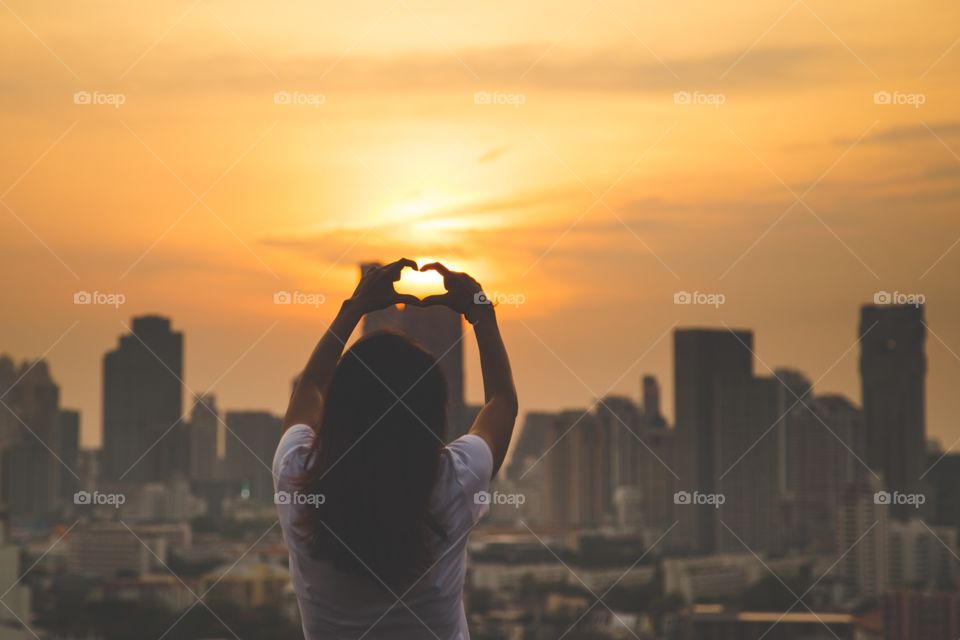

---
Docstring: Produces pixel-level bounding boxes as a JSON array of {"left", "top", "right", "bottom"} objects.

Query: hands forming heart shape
[{"left": 347, "top": 258, "right": 485, "bottom": 319}]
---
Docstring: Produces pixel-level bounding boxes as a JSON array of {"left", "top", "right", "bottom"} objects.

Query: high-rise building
[
  {"left": 925, "top": 452, "right": 960, "bottom": 533},
  {"left": 638, "top": 425, "right": 675, "bottom": 531},
  {"left": 188, "top": 395, "right": 219, "bottom": 482},
  {"left": 714, "top": 376, "right": 786, "bottom": 554},
  {"left": 0, "top": 357, "right": 62, "bottom": 521},
  {"left": 58, "top": 409, "right": 80, "bottom": 501},
  {"left": 102, "top": 316, "right": 185, "bottom": 484},
  {"left": 360, "top": 263, "right": 467, "bottom": 439},
  {"left": 859, "top": 304, "right": 926, "bottom": 519},
  {"left": 836, "top": 477, "right": 888, "bottom": 600},
  {"left": 225, "top": 411, "right": 281, "bottom": 503},
  {"left": 673, "top": 329, "right": 754, "bottom": 552},
  {"left": 543, "top": 410, "right": 608, "bottom": 527},
  {"left": 641, "top": 374, "right": 667, "bottom": 427},
  {"left": 595, "top": 395, "right": 641, "bottom": 494},
  {"left": 784, "top": 394, "right": 864, "bottom": 552},
  {"left": 505, "top": 412, "right": 556, "bottom": 482}
]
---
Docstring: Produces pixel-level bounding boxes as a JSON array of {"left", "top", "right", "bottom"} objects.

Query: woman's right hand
[{"left": 420, "top": 262, "right": 492, "bottom": 323}]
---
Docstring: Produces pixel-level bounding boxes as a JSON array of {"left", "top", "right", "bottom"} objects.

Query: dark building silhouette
[
  {"left": 543, "top": 409, "right": 609, "bottom": 527},
  {"left": 859, "top": 305, "right": 925, "bottom": 519},
  {"left": 641, "top": 374, "right": 667, "bottom": 427},
  {"left": 188, "top": 395, "right": 219, "bottom": 482},
  {"left": 359, "top": 263, "right": 468, "bottom": 439},
  {"left": 673, "top": 329, "right": 754, "bottom": 552},
  {"left": 0, "top": 357, "right": 62, "bottom": 522},
  {"left": 102, "top": 316, "right": 185, "bottom": 484},
  {"left": 225, "top": 411, "right": 280, "bottom": 503},
  {"left": 58, "top": 409, "right": 80, "bottom": 501},
  {"left": 925, "top": 452, "right": 960, "bottom": 533}
]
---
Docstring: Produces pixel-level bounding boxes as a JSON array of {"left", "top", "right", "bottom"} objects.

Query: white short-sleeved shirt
[{"left": 273, "top": 424, "right": 493, "bottom": 640}]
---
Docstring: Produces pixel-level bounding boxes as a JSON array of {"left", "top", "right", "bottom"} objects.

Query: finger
[
  {"left": 420, "top": 293, "right": 453, "bottom": 307},
  {"left": 383, "top": 258, "right": 418, "bottom": 280},
  {"left": 420, "top": 262, "right": 451, "bottom": 277},
  {"left": 392, "top": 293, "right": 423, "bottom": 306}
]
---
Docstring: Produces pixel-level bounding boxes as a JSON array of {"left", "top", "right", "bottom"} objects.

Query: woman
[{"left": 273, "top": 258, "right": 518, "bottom": 640}]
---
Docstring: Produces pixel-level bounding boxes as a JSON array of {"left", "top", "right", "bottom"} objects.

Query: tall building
[
  {"left": 58, "top": 409, "right": 80, "bottom": 502},
  {"left": 673, "top": 329, "right": 754, "bottom": 552},
  {"left": 887, "top": 519, "right": 957, "bottom": 588},
  {"left": 638, "top": 425, "right": 675, "bottom": 531},
  {"left": 641, "top": 374, "right": 667, "bottom": 427},
  {"left": 859, "top": 304, "right": 926, "bottom": 519},
  {"left": 360, "top": 263, "right": 467, "bottom": 439},
  {"left": 102, "top": 316, "right": 185, "bottom": 484},
  {"left": 714, "top": 376, "right": 786, "bottom": 554},
  {"left": 188, "top": 395, "right": 219, "bottom": 482},
  {"left": 784, "top": 394, "right": 864, "bottom": 552},
  {"left": 836, "top": 477, "right": 888, "bottom": 600},
  {"left": 543, "top": 410, "right": 609, "bottom": 527},
  {"left": 0, "top": 357, "right": 62, "bottom": 521},
  {"left": 225, "top": 411, "right": 281, "bottom": 503},
  {"left": 595, "top": 395, "right": 641, "bottom": 494},
  {"left": 925, "top": 452, "right": 960, "bottom": 533},
  {"left": 505, "top": 412, "right": 556, "bottom": 482}
]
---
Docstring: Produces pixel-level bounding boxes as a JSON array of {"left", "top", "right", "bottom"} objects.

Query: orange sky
[{"left": 1, "top": 0, "right": 959, "bottom": 450}]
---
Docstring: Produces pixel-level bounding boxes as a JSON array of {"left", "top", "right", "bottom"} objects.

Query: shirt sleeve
[
  {"left": 272, "top": 424, "right": 315, "bottom": 492},
  {"left": 445, "top": 434, "right": 494, "bottom": 525}
]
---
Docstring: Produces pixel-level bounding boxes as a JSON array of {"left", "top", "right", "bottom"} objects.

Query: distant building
[
  {"left": 680, "top": 605, "right": 855, "bottom": 640},
  {"left": 200, "top": 558, "right": 290, "bottom": 608},
  {"left": 225, "top": 411, "right": 281, "bottom": 503},
  {"left": 543, "top": 410, "right": 608, "bottom": 527},
  {"left": 188, "top": 395, "right": 220, "bottom": 482},
  {"left": 884, "top": 589, "right": 960, "bottom": 640},
  {"left": 785, "top": 394, "right": 864, "bottom": 553},
  {"left": 859, "top": 304, "right": 926, "bottom": 519},
  {"left": 887, "top": 519, "right": 957, "bottom": 588},
  {"left": 67, "top": 522, "right": 166, "bottom": 578},
  {"left": 673, "top": 329, "right": 754, "bottom": 552},
  {"left": 360, "top": 263, "right": 467, "bottom": 439},
  {"left": 836, "top": 477, "right": 888, "bottom": 600},
  {"left": 714, "top": 376, "right": 786, "bottom": 554},
  {"left": 0, "top": 356, "right": 63, "bottom": 522},
  {"left": 58, "top": 409, "right": 80, "bottom": 501},
  {"left": 595, "top": 395, "right": 640, "bottom": 501},
  {"left": 102, "top": 316, "right": 185, "bottom": 484},
  {"left": 505, "top": 412, "right": 556, "bottom": 482},
  {"left": 663, "top": 554, "right": 765, "bottom": 602},
  {"left": 925, "top": 452, "right": 960, "bottom": 533},
  {"left": 641, "top": 374, "right": 667, "bottom": 427}
]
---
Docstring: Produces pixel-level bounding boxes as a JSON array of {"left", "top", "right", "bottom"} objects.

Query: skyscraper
[
  {"left": 837, "top": 476, "right": 888, "bottom": 600},
  {"left": 58, "top": 409, "right": 80, "bottom": 502},
  {"left": 188, "top": 395, "right": 219, "bottom": 482},
  {"left": 641, "top": 374, "right": 667, "bottom": 427},
  {"left": 224, "top": 411, "right": 281, "bottom": 503},
  {"left": 360, "top": 263, "right": 467, "bottom": 439},
  {"left": 543, "top": 410, "right": 609, "bottom": 527},
  {"left": 0, "top": 357, "right": 62, "bottom": 522},
  {"left": 102, "top": 316, "right": 185, "bottom": 484},
  {"left": 673, "top": 329, "right": 754, "bottom": 552},
  {"left": 859, "top": 304, "right": 926, "bottom": 519},
  {"left": 714, "top": 376, "right": 786, "bottom": 554}
]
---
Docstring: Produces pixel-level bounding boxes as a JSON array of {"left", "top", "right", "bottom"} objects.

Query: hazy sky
[{"left": 1, "top": 0, "right": 958, "bottom": 450}]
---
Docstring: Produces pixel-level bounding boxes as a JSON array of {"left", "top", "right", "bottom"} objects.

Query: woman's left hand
[{"left": 345, "top": 258, "right": 422, "bottom": 314}]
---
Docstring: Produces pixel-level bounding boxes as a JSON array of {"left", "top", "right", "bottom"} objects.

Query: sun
[{"left": 394, "top": 256, "right": 448, "bottom": 298}]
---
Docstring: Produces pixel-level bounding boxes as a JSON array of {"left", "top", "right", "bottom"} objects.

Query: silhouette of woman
[{"left": 274, "top": 258, "right": 518, "bottom": 639}]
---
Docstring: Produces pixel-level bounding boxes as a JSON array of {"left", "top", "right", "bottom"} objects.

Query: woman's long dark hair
[{"left": 298, "top": 331, "right": 448, "bottom": 587}]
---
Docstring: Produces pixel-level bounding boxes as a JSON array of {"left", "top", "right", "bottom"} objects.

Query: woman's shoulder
[{"left": 273, "top": 424, "right": 315, "bottom": 486}]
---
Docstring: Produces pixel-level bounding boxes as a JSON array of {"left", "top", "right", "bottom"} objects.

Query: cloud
[{"left": 834, "top": 121, "right": 960, "bottom": 146}]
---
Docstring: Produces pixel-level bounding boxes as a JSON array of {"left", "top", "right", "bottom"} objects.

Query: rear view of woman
[{"left": 273, "top": 259, "right": 518, "bottom": 640}]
